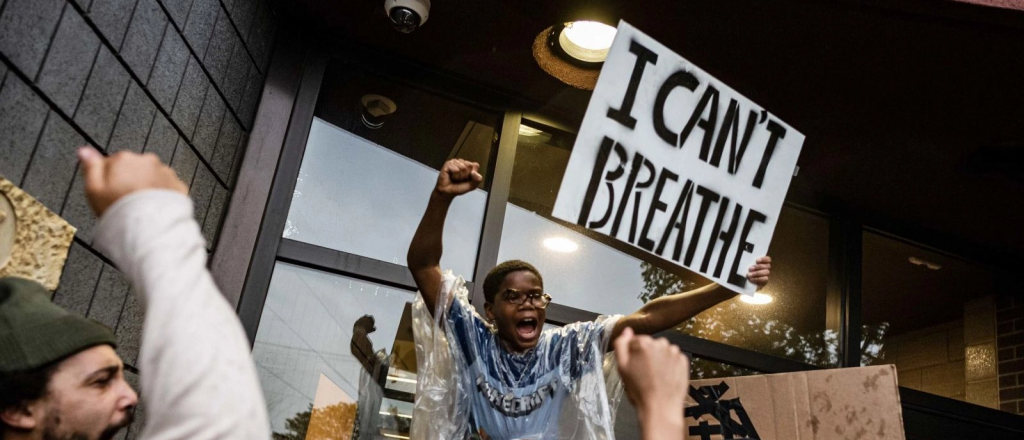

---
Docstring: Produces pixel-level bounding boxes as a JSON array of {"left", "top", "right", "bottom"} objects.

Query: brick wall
[
  {"left": 997, "top": 293, "right": 1024, "bottom": 415},
  {"left": 883, "top": 320, "right": 966, "bottom": 400},
  {"left": 0, "top": 0, "right": 276, "bottom": 437}
]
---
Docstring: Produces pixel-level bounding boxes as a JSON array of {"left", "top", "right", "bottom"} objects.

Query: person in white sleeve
[{"left": 0, "top": 147, "right": 270, "bottom": 440}]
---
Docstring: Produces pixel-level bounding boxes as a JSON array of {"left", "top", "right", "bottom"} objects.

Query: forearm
[
  {"left": 407, "top": 191, "right": 452, "bottom": 269},
  {"left": 94, "top": 191, "right": 270, "bottom": 439},
  {"left": 628, "top": 283, "right": 737, "bottom": 336},
  {"left": 637, "top": 405, "right": 685, "bottom": 440}
]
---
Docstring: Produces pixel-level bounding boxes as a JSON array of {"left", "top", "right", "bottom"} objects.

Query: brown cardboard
[{"left": 684, "top": 365, "right": 905, "bottom": 440}]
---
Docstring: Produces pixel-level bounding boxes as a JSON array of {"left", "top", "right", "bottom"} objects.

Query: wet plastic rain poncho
[{"left": 411, "top": 271, "right": 625, "bottom": 440}]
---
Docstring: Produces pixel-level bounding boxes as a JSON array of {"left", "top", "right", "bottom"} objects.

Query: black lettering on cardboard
[
  {"left": 656, "top": 179, "right": 694, "bottom": 261},
  {"left": 710, "top": 102, "right": 758, "bottom": 175},
  {"left": 578, "top": 136, "right": 616, "bottom": 226},
  {"left": 606, "top": 40, "right": 659, "bottom": 130},
  {"left": 610, "top": 151, "right": 646, "bottom": 238},
  {"left": 713, "top": 202, "right": 743, "bottom": 277},
  {"left": 751, "top": 120, "right": 786, "bottom": 189},
  {"left": 699, "top": 197, "right": 730, "bottom": 273},
  {"left": 653, "top": 70, "right": 700, "bottom": 147},
  {"left": 678, "top": 85, "right": 719, "bottom": 156},
  {"left": 728, "top": 209, "right": 767, "bottom": 288},
  {"left": 628, "top": 158, "right": 657, "bottom": 244},
  {"left": 639, "top": 167, "right": 679, "bottom": 252},
  {"left": 684, "top": 185, "right": 721, "bottom": 266}
]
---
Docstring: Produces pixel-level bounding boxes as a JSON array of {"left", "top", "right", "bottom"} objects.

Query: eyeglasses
[{"left": 500, "top": 289, "right": 552, "bottom": 308}]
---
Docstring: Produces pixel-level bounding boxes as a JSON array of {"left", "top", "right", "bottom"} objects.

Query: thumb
[
  {"left": 77, "top": 146, "right": 106, "bottom": 192},
  {"left": 614, "top": 327, "right": 634, "bottom": 368}
]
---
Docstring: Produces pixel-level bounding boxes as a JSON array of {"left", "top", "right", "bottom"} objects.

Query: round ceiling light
[
  {"left": 739, "top": 292, "right": 773, "bottom": 305},
  {"left": 543, "top": 237, "right": 579, "bottom": 253},
  {"left": 558, "top": 21, "right": 617, "bottom": 63}
]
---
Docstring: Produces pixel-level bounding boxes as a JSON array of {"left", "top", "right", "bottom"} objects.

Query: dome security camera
[{"left": 385, "top": 0, "right": 430, "bottom": 33}]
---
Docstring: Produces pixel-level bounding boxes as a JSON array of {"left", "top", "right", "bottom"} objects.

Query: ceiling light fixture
[
  {"left": 557, "top": 21, "right": 617, "bottom": 64},
  {"left": 908, "top": 257, "right": 942, "bottom": 270},
  {"left": 543, "top": 237, "right": 579, "bottom": 253},
  {"left": 739, "top": 292, "right": 773, "bottom": 305}
]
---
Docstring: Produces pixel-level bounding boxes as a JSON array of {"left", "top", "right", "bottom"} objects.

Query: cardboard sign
[
  {"left": 552, "top": 22, "right": 804, "bottom": 294},
  {"left": 684, "top": 365, "right": 905, "bottom": 440}
]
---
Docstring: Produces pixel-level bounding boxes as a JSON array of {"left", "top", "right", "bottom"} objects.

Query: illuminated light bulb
[
  {"left": 739, "top": 292, "right": 773, "bottom": 305},
  {"left": 543, "top": 237, "right": 579, "bottom": 253},
  {"left": 559, "top": 21, "right": 617, "bottom": 63}
]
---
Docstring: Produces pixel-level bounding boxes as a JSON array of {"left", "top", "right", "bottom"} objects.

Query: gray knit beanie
[{"left": 0, "top": 276, "right": 117, "bottom": 373}]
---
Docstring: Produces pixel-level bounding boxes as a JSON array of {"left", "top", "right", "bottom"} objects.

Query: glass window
[
  {"left": 861, "top": 231, "right": 1010, "bottom": 412},
  {"left": 496, "top": 120, "right": 836, "bottom": 366},
  {"left": 252, "top": 262, "right": 418, "bottom": 439},
  {"left": 283, "top": 64, "right": 499, "bottom": 278}
]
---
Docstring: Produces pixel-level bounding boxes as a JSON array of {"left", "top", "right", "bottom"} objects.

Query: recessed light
[
  {"left": 739, "top": 292, "right": 773, "bottom": 305},
  {"left": 558, "top": 21, "right": 617, "bottom": 63},
  {"left": 908, "top": 256, "right": 941, "bottom": 270},
  {"left": 543, "top": 237, "right": 579, "bottom": 253}
]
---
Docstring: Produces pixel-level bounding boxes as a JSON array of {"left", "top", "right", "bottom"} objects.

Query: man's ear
[
  {"left": 484, "top": 302, "right": 495, "bottom": 322},
  {"left": 1, "top": 402, "right": 41, "bottom": 431}
]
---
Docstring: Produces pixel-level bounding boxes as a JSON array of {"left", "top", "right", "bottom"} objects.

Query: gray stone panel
[
  {"left": 229, "top": 0, "right": 257, "bottom": 43},
  {"left": 87, "top": 265, "right": 131, "bottom": 329},
  {"left": 53, "top": 242, "right": 104, "bottom": 317},
  {"left": 203, "top": 181, "right": 227, "bottom": 245},
  {"left": 115, "top": 286, "right": 142, "bottom": 366},
  {"left": 74, "top": 46, "right": 131, "bottom": 147},
  {"left": 143, "top": 111, "right": 178, "bottom": 163},
  {"left": 170, "top": 137, "right": 199, "bottom": 185},
  {"left": 169, "top": 55, "right": 208, "bottom": 137},
  {"left": 0, "top": 74, "right": 49, "bottom": 183},
  {"left": 190, "top": 164, "right": 216, "bottom": 228},
  {"left": 202, "top": 8, "right": 235, "bottom": 87},
  {"left": 161, "top": 0, "right": 193, "bottom": 28},
  {"left": 222, "top": 42, "right": 250, "bottom": 111},
  {"left": 246, "top": 0, "right": 272, "bottom": 72},
  {"left": 210, "top": 115, "right": 239, "bottom": 182},
  {"left": 108, "top": 82, "right": 156, "bottom": 153},
  {"left": 88, "top": 0, "right": 138, "bottom": 49},
  {"left": 0, "top": 0, "right": 65, "bottom": 77},
  {"left": 146, "top": 26, "right": 188, "bottom": 111},
  {"left": 231, "top": 131, "right": 246, "bottom": 183},
  {"left": 182, "top": 0, "right": 218, "bottom": 58},
  {"left": 21, "top": 113, "right": 84, "bottom": 211},
  {"left": 192, "top": 87, "right": 225, "bottom": 161},
  {"left": 61, "top": 171, "right": 98, "bottom": 242},
  {"left": 120, "top": 0, "right": 167, "bottom": 81},
  {"left": 36, "top": 6, "right": 101, "bottom": 116},
  {"left": 0, "top": 57, "right": 9, "bottom": 81},
  {"left": 238, "top": 68, "right": 262, "bottom": 128}
]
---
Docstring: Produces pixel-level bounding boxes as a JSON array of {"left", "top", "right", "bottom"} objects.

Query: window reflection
[
  {"left": 861, "top": 232, "right": 1007, "bottom": 412},
  {"left": 252, "top": 262, "right": 418, "bottom": 439},
  {"left": 497, "top": 121, "right": 836, "bottom": 366}
]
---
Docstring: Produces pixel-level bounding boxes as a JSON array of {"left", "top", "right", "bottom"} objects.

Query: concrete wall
[
  {"left": 884, "top": 320, "right": 967, "bottom": 401},
  {"left": 0, "top": 0, "right": 276, "bottom": 437}
]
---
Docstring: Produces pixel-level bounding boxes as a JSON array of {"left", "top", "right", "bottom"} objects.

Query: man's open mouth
[{"left": 516, "top": 317, "right": 539, "bottom": 340}]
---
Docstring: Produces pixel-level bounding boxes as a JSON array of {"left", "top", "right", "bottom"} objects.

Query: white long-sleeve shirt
[{"left": 94, "top": 190, "right": 270, "bottom": 440}]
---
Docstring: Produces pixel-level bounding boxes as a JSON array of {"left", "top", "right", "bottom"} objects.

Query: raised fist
[
  {"left": 435, "top": 158, "right": 482, "bottom": 199},
  {"left": 78, "top": 146, "right": 188, "bottom": 216}
]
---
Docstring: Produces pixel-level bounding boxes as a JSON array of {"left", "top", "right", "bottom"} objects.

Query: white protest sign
[{"left": 552, "top": 21, "right": 804, "bottom": 295}]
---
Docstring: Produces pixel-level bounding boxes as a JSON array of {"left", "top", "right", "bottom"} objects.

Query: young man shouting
[
  {"left": 0, "top": 148, "right": 270, "bottom": 440},
  {"left": 408, "top": 159, "right": 771, "bottom": 439}
]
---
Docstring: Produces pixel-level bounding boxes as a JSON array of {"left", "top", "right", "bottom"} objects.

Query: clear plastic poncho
[{"left": 411, "top": 271, "right": 624, "bottom": 440}]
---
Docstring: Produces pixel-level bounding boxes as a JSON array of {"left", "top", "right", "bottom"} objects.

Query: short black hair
[
  {"left": 0, "top": 360, "right": 61, "bottom": 433},
  {"left": 483, "top": 260, "right": 543, "bottom": 303}
]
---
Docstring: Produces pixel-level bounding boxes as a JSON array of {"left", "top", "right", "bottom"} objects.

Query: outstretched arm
[
  {"left": 611, "top": 257, "right": 772, "bottom": 341},
  {"left": 407, "top": 159, "right": 481, "bottom": 314}
]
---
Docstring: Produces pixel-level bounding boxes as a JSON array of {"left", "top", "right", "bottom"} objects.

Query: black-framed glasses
[{"left": 501, "top": 289, "right": 552, "bottom": 308}]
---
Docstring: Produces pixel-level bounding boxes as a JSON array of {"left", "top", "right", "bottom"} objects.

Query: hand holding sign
[{"left": 553, "top": 22, "right": 803, "bottom": 295}]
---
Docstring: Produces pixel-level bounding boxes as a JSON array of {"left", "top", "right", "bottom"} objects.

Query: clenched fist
[
  {"left": 78, "top": 147, "right": 188, "bottom": 216},
  {"left": 434, "top": 158, "right": 482, "bottom": 199}
]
